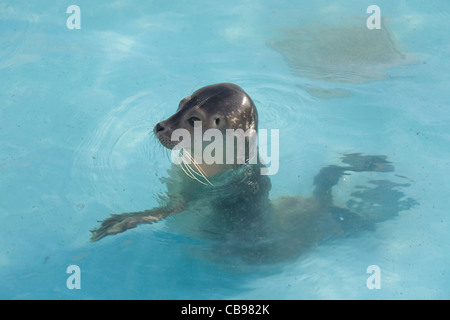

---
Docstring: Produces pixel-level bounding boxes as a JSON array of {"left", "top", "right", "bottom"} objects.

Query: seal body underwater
[{"left": 90, "top": 83, "right": 415, "bottom": 263}]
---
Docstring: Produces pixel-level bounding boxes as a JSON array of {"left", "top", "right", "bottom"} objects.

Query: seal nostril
[{"left": 155, "top": 123, "right": 165, "bottom": 133}]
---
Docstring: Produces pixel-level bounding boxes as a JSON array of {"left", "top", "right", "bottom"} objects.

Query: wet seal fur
[{"left": 90, "top": 83, "right": 417, "bottom": 263}]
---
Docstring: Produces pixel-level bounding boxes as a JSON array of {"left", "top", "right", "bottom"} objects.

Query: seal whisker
[
  {"left": 178, "top": 155, "right": 196, "bottom": 180},
  {"left": 179, "top": 161, "right": 196, "bottom": 180},
  {"left": 182, "top": 150, "right": 214, "bottom": 186},
  {"left": 164, "top": 148, "right": 171, "bottom": 162},
  {"left": 181, "top": 150, "right": 210, "bottom": 184},
  {"left": 180, "top": 151, "right": 210, "bottom": 186},
  {"left": 179, "top": 155, "right": 209, "bottom": 185},
  {"left": 189, "top": 81, "right": 202, "bottom": 96},
  {"left": 177, "top": 151, "right": 200, "bottom": 180}
]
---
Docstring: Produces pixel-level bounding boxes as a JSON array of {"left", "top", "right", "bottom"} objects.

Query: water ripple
[
  {"left": 231, "top": 73, "right": 313, "bottom": 133},
  {"left": 70, "top": 91, "right": 168, "bottom": 212}
]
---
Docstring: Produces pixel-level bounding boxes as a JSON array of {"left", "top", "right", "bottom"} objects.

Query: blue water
[{"left": 1, "top": 0, "right": 449, "bottom": 299}]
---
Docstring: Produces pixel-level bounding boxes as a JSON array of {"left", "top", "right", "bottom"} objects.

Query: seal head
[{"left": 154, "top": 83, "right": 258, "bottom": 152}]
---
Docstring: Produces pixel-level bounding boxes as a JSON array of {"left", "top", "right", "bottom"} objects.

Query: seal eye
[
  {"left": 188, "top": 117, "right": 201, "bottom": 127},
  {"left": 215, "top": 118, "right": 220, "bottom": 126}
]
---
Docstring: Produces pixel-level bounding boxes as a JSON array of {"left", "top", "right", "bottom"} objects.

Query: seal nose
[{"left": 154, "top": 122, "right": 165, "bottom": 134}]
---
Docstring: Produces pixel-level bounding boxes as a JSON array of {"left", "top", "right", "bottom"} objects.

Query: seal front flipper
[{"left": 90, "top": 196, "right": 185, "bottom": 242}]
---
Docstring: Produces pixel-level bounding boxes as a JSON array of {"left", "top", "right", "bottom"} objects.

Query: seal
[
  {"left": 91, "top": 83, "right": 270, "bottom": 242},
  {"left": 154, "top": 83, "right": 259, "bottom": 178},
  {"left": 90, "top": 83, "right": 414, "bottom": 263}
]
